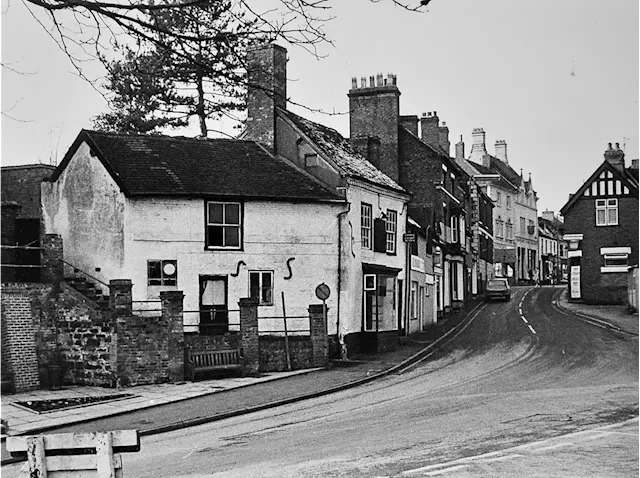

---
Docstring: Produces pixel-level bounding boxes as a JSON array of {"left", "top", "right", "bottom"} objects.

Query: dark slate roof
[
  {"left": 468, "top": 160, "right": 518, "bottom": 191},
  {"left": 278, "top": 109, "right": 406, "bottom": 193},
  {"left": 467, "top": 160, "right": 493, "bottom": 175},
  {"left": 50, "top": 130, "right": 343, "bottom": 202}
]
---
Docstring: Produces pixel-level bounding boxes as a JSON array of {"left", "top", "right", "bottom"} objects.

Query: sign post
[{"left": 315, "top": 282, "right": 331, "bottom": 330}]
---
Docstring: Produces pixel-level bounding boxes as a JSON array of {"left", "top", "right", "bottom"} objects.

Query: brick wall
[
  {"left": 1, "top": 165, "right": 55, "bottom": 220},
  {"left": 1, "top": 284, "right": 49, "bottom": 391},
  {"left": 564, "top": 193, "right": 639, "bottom": 304},
  {"left": 114, "top": 282, "right": 185, "bottom": 387},
  {"left": 348, "top": 82, "right": 400, "bottom": 183}
]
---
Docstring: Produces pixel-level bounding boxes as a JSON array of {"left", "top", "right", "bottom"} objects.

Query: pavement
[
  {"left": 1, "top": 286, "right": 636, "bottom": 465},
  {"left": 555, "top": 287, "right": 639, "bottom": 336}
]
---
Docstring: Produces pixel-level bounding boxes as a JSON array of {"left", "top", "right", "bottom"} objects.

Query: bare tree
[{"left": 20, "top": 0, "right": 426, "bottom": 79}]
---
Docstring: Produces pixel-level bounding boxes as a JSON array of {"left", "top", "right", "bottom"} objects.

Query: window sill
[{"left": 600, "top": 266, "right": 629, "bottom": 273}]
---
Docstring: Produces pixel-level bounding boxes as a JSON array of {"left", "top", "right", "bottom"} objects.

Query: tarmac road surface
[{"left": 3, "top": 286, "right": 637, "bottom": 477}]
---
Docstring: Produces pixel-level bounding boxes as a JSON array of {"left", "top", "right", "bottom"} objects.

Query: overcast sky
[{"left": 2, "top": 0, "right": 638, "bottom": 215}]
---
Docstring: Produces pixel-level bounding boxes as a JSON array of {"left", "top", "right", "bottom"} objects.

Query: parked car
[{"left": 485, "top": 278, "right": 511, "bottom": 301}]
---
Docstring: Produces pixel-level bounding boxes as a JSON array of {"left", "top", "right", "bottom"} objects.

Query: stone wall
[{"left": 259, "top": 336, "right": 313, "bottom": 371}]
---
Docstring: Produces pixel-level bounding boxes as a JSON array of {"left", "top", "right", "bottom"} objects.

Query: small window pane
[
  {"left": 208, "top": 226, "right": 223, "bottom": 246},
  {"left": 225, "top": 204, "right": 240, "bottom": 225},
  {"left": 262, "top": 272, "right": 272, "bottom": 288},
  {"left": 224, "top": 227, "right": 240, "bottom": 247},
  {"left": 608, "top": 208, "right": 618, "bottom": 225},
  {"left": 148, "top": 261, "right": 161, "bottom": 279},
  {"left": 208, "top": 203, "right": 223, "bottom": 224},
  {"left": 596, "top": 199, "right": 606, "bottom": 206},
  {"left": 250, "top": 273, "right": 260, "bottom": 300},
  {"left": 596, "top": 209, "right": 606, "bottom": 225}
]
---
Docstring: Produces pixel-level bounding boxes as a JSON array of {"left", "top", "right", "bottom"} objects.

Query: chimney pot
[
  {"left": 351, "top": 77, "right": 357, "bottom": 89},
  {"left": 422, "top": 112, "right": 427, "bottom": 117},
  {"left": 615, "top": 142, "right": 620, "bottom": 150},
  {"left": 376, "top": 73, "right": 383, "bottom": 87}
]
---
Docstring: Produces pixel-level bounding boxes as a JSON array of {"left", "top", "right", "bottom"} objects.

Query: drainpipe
[
  {"left": 404, "top": 217, "right": 411, "bottom": 338},
  {"left": 336, "top": 203, "right": 350, "bottom": 359}
]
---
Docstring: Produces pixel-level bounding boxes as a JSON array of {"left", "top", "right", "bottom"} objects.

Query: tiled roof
[
  {"left": 468, "top": 159, "right": 520, "bottom": 191},
  {"left": 51, "top": 130, "right": 342, "bottom": 202},
  {"left": 279, "top": 109, "right": 406, "bottom": 193}
]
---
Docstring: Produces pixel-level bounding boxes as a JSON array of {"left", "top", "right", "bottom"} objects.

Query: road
[{"left": 4, "top": 286, "right": 638, "bottom": 476}]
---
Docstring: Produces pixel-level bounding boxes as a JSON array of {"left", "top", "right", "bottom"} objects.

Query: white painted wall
[
  {"left": 338, "top": 180, "right": 408, "bottom": 339},
  {"left": 41, "top": 142, "right": 127, "bottom": 289},
  {"left": 124, "top": 197, "right": 345, "bottom": 333}
]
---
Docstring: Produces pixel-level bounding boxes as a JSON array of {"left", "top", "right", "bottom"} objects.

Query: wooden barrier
[{"left": 6, "top": 429, "right": 140, "bottom": 477}]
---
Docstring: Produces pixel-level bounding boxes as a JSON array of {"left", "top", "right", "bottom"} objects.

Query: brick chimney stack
[
  {"left": 244, "top": 43, "right": 287, "bottom": 151},
  {"left": 455, "top": 135, "right": 465, "bottom": 162},
  {"left": 604, "top": 142, "right": 625, "bottom": 171},
  {"left": 439, "top": 122, "right": 450, "bottom": 156},
  {"left": 495, "top": 140, "right": 508, "bottom": 164},
  {"left": 400, "top": 115, "right": 419, "bottom": 137},
  {"left": 420, "top": 112, "right": 440, "bottom": 149},
  {"left": 348, "top": 73, "right": 401, "bottom": 182}
]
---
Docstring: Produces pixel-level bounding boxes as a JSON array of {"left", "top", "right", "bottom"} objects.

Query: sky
[{"left": 1, "top": 0, "right": 638, "bottom": 216}]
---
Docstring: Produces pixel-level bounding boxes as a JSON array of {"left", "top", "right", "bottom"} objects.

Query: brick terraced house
[
  {"left": 346, "top": 80, "right": 481, "bottom": 319},
  {"left": 242, "top": 44, "right": 411, "bottom": 355},
  {"left": 561, "top": 143, "right": 639, "bottom": 304}
]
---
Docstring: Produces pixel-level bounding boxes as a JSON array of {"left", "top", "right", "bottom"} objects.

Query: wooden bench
[{"left": 185, "top": 347, "right": 245, "bottom": 381}]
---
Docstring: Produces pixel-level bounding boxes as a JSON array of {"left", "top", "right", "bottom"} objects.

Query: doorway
[{"left": 199, "top": 275, "right": 228, "bottom": 335}]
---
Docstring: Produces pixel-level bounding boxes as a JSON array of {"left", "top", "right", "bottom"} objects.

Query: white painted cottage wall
[
  {"left": 125, "top": 197, "right": 345, "bottom": 333},
  {"left": 41, "top": 142, "right": 127, "bottom": 288},
  {"left": 337, "top": 180, "right": 408, "bottom": 339}
]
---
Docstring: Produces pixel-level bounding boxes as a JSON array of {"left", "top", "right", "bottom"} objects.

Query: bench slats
[{"left": 186, "top": 348, "right": 244, "bottom": 381}]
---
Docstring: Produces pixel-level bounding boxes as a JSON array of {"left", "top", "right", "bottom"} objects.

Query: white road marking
[
  {"left": 527, "top": 324, "right": 537, "bottom": 335},
  {"left": 482, "top": 454, "right": 524, "bottom": 463},
  {"left": 533, "top": 442, "right": 574, "bottom": 452},
  {"left": 424, "top": 465, "right": 469, "bottom": 476},
  {"left": 579, "top": 432, "right": 612, "bottom": 441},
  {"left": 521, "top": 316, "right": 529, "bottom": 324}
]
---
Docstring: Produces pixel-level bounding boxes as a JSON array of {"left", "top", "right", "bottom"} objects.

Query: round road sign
[{"left": 315, "top": 282, "right": 331, "bottom": 301}]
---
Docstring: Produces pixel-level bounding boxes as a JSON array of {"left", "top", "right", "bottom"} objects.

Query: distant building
[
  {"left": 561, "top": 143, "right": 639, "bottom": 304},
  {"left": 457, "top": 130, "right": 538, "bottom": 284},
  {"left": 1, "top": 164, "right": 56, "bottom": 282},
  {"left": 538, "top": 211, "right": 565, "bottom": 285}
]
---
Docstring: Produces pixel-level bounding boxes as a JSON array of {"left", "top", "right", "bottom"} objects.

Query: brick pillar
[
  {"left": 1, "top": 202, "right": 21, "bottom": 282},
  {"left": 309, "top": 304, "right": 329, "bottom": 367},
  {"left": 239, "top": 298, "right": 259, "bottom": 375},
  {"left": 161, "top": 290, "right": 185, "bottom": 382},
  {"left": 109, "top": 280, "right": 132, "bottom": 317},
  {"left": 41, "top": 234, "right": 63, "bottom": 287}
]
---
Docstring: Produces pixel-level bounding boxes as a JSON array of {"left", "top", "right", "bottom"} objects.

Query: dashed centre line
[{"left": 519, "top": 289, "right": 537, "bottom": 335}]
